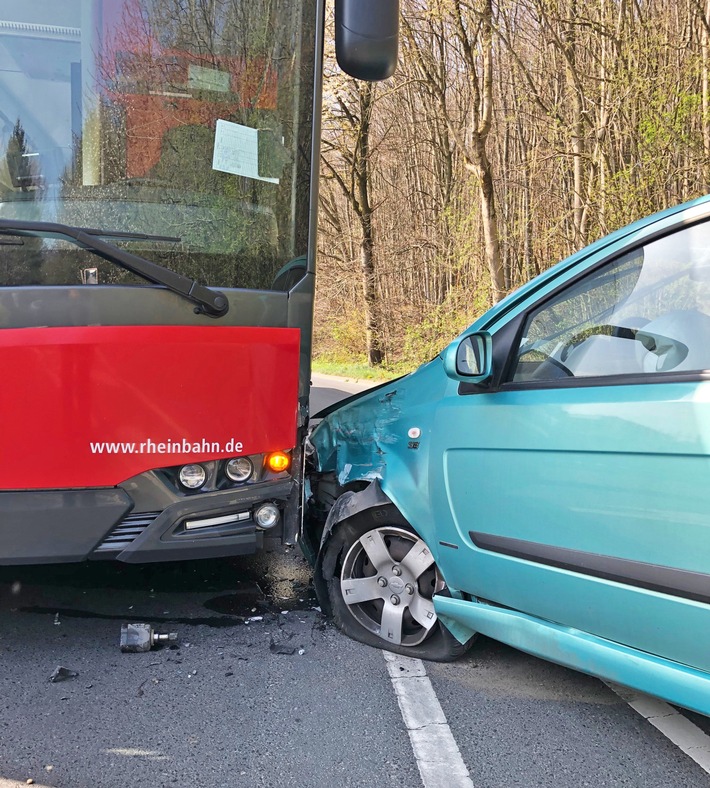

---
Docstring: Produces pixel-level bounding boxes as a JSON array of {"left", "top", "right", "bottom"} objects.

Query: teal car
[{"left": 304, "top": 195, "right": 710, "bottom": 716}]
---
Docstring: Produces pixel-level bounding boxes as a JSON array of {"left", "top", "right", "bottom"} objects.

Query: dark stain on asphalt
[
  {"left": 203, "top": 580, "right": 317, "bottom": 616},
  {"left": 18, "top": 606, "right": 247, "bottom": 627},
  {"left": 1, "top": 551, "right": 318, "bottom": 624}
]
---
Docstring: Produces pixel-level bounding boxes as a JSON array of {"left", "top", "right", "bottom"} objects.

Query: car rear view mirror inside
[{"left": 443, "top": 332, "right": 493, "bottom": 383}]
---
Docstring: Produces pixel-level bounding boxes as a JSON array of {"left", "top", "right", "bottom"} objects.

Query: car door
[{"left": 430, "top": 217, "right": 710, "bottom": 673}]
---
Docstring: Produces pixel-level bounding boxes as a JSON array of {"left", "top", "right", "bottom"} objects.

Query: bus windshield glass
[{"left": 0, "top": 0, "right": 316, "bottom": 290}]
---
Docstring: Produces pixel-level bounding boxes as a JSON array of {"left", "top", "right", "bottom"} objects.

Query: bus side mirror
[
  {"left": 334, "top": 0, "right": 399, "bottom": 81},
  {"left": 443, "top": 332, "right": 493, "bottom": 383}
]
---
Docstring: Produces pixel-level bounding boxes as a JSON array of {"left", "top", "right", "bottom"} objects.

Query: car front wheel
[{"left": 322, "top": 517, "right": 475, "bottom": 661}]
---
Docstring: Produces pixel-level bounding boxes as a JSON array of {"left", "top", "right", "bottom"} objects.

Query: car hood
[{"left": 308, "top": 357, "right": 456, "bottom": 492}]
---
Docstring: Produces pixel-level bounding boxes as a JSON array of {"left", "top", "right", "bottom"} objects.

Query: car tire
[{"left": 321, "top": 513, "right": 475, "bottom": 661}]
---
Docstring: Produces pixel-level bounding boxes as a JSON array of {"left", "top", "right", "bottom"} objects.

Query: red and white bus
[{"left": 0, "top": 0, "right": 397, "bottom": 565}]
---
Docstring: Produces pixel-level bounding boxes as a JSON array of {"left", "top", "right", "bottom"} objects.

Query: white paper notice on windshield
[{"left": 212, "top": 119, "right": 279, "bottom": 184}]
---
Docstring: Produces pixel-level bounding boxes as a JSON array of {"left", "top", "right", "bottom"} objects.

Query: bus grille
[{"left": 95, "top": 511, "right": 161, "bottom": 552}]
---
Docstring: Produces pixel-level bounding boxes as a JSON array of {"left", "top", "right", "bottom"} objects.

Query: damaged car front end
[
  {"left": 302, "top": 362, "right": 477, "bottom": 661},
  {"left": 303, "top": 195, "right": 710, "bottom": 718}
]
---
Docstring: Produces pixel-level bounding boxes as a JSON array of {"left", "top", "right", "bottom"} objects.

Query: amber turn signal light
[{"left": 266, "top": 451, "right": 291, "bottom": 473}]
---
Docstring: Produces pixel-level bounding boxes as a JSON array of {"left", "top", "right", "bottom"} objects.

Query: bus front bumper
[{"left": 0, "top": 480, "right": 294, "bottom": 565}]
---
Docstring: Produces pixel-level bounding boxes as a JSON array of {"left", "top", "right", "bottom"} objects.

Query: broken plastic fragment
[
  {"left": 49, "top": 666, "right": 79, "bottom": 683},
  {"left": 269, "top": 635, "right": 297, "bottom": 655},
  {"left": 270, "top": 643, "right": 296, "bottom": 655}
]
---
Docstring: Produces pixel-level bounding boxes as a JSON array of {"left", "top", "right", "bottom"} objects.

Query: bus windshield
[{"left": 0, "top": 0, "right": 315, "bottom": 290}]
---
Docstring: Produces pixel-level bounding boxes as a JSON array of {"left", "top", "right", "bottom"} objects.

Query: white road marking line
[
  {"left": 383, "top": 651, "right": 473, "bottom": 788},
  {"left": 607, "top": 682, "right": 710, "bottom": 773}
]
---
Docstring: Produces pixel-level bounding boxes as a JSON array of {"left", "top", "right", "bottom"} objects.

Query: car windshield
[{"left": 0, "top": 0, "right": 315, "bottom": 289}]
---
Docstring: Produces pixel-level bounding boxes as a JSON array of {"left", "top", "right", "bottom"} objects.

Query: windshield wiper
[{"left": 0, "top": 219, "right": 228, "bottom": 317}]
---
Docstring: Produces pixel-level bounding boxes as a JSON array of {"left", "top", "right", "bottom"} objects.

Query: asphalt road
[
  {"left": 1, "top": 374, "right": 709, "bottom": 787},
  {"left": 309, "top": 372, "right": 382, "bottom": 414}
]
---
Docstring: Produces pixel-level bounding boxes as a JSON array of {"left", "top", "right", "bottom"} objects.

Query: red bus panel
[{"left": 0, "top": 325, "right": 299, "bottom": 489}]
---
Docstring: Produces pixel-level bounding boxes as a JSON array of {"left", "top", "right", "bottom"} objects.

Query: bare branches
[{"left": 316, "top": 0, "right": 710, "bottom": 370}]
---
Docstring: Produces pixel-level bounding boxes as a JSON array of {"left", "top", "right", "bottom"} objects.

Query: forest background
[{"left": 314, "top": 0, "right": 710, "bottom": 377}]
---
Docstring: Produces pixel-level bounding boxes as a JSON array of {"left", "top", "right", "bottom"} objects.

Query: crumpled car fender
[{"left": 313, "top": 479, "right": 409, "bottom": 615}]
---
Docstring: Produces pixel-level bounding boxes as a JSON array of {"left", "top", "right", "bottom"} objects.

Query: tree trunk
[
  {"left": 360, "top": 218, "right": 383, "bottom": 365},
  {"left": 474, "top": 143, "right": 505, "bottom": 301},
  {"left": 356, "top": 81, "right": 384, "bottom": 366},
  {"left": 566, "top": 0, "right": 585, "bottom": 248}
]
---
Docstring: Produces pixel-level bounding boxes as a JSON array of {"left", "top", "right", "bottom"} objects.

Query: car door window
[{"left": 510, "top": 220, "right": 710, "bottom": 383}]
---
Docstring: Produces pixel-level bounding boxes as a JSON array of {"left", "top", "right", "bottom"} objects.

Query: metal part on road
[{"left": 119, "top": 622, "right": 178, "bottom": 653}]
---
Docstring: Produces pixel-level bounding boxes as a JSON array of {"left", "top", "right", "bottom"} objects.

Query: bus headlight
[
  {"left": 225, "top": 457, "right": 253, "bottom": 483},
  {"left": 179, "top": 464, "right": 207, "bottom": 489},
  {"left": 254, "top": 503, "right": 280, "bottom": 529}
]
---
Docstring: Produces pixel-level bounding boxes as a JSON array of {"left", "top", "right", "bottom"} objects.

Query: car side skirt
[{"left": 434, "top": 594, "right": 710, "bottom": 717}]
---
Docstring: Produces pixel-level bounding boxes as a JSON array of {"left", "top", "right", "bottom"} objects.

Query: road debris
[
  {"left": 120, "top": 622, "right": 178, "bottom": 653},
  {"left": 269, "top": 640, "right": 296, "bottom": 655},
  {"left": 137, "top": 677, "right": 161, "bottom": 697},
  {"left": 49, "top": 666, "right": 79, "bottom": 683},
  {"left": 53, "top": 613, "right": 60, "bottom": 625},
  {"left": 269, "top": 633, "right": 300, "bottom": 655}
]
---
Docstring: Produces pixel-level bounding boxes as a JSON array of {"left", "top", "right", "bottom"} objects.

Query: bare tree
[
  {"left": 315, "top": 0, "right": 710, "bottom": 371},
  {"left": 321, "top": 75, "right": 384, "bottom": 365}
]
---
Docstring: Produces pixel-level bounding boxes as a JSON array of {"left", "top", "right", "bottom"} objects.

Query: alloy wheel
[{"left": 339, "top": 526, "right": 444, "bottom": 647}]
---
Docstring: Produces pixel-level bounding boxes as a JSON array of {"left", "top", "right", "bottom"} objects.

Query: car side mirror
[{"left": 443, "top": 331, "right": 493, "bottom": 383}]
